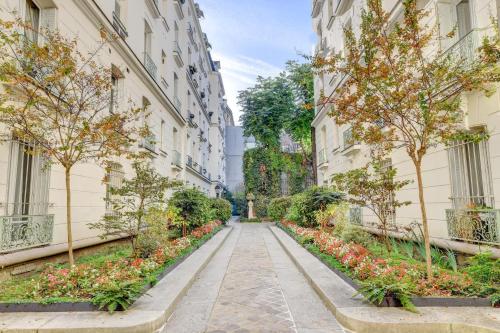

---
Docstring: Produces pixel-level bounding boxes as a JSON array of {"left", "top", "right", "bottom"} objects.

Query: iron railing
[
  {"left": 318, "top": 148, "right": 328, "bottom": 166},
  {"left": 174, "top": 96, "right": 182, "bottom": 112},
  {"left": 172, "top": 150, "right": 182, "bottom": 168},
  {"left": 142, "top": 134, "right": 156, "bottom": 152},
  {"left": 349, "top": 207, "right": 362, "bottom": 225},
  {"left": 446, "top": 208, "right": 499, "bottom": 245},
  {"left": 173, "top": 41, "right": 183, "bottom": 57},
  {"left": 443, "top": 29, "right": 483, "bottom": 67},
  {"left": 187, "top": 155, "right": 193, "bottom": 168},
  {"left": 143, "top": 52, "right": 157, "bottom": 80},
  {"left": 0, "top": 215, "right": 54, "bottom": 253},
  {"left": 343, "top": 127, "right": 358, "bottom": 150}
]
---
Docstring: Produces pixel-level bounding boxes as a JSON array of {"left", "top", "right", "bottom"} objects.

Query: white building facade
[
  {"left": 0, "top": 0, "right": 233, "bottom": 267},
  {"left": 312, "top": 0, "right": 500, "bottom": 254}
]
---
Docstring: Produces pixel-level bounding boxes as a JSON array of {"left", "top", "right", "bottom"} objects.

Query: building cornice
[{"left": 78, "top": 0, "right": 187, "bottom": 125}]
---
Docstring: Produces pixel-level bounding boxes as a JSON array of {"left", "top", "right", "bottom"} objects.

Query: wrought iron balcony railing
[
  {"left": 173, "top": 41, "right": 184, "bottom": 67},
  {"left": 143, "top": 52, "right": 157, "bottom": 80},
  {"left": 318, "top": 148, "right": 328, "bottom": 166},
  {"left": 349, "top": 207, "right": 362, "bottom": 225},
  {"left": 142, "top": 134, "right": 156, "bottom": 152},
  {"left": 172, "top": 150, "right": 182, "bottom": 168},
  {"left": 343, "top": 127, "right": 359, "bottom": 150},
  {"left": 187, "top": 155, "right": 193, "bottom": 167},
  {"left": 443, "top": 29, "right": 483, "bottom": 67},
  {"left": 0, "top": 215, "right": 54, "bottom": 253},
  {"left": 174, "top": 96, "right": 182, "bottom": 112},
  {"left": 112, "top": 12, "right": 128, "bottom": 39},
  {"left": 446, "top": 208, "right": 499, "bottom": 245}
]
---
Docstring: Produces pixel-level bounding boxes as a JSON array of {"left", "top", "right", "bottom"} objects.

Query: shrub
[
  {"left": 268, "top": 196, "right": 292, "bottom": 221},
  {"left": 316, "top": 202, "right": 349, "bottom": 230},
  {"left": 287, "top": 186, "right": 343, "bottom": 227},
  {"left": 340, "top": 224, "right": 374, "bottom": 247},
  {"left": 208, "top": 198, "right": 232, "bottom": 223},
  {"left": 169, "top": 188, "right": 210, "bottom": 230},
  {"left": 464, "top": 252, "right": 500, "bottom": 284},
  {"left": 254, "top": 194, "right": 270, "bottom": 218},
  {"left": 92, "top": 281, "right": 143, "bottom": 313}
]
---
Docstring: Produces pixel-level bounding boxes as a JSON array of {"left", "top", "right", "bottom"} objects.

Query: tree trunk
[
  {"left": 65, "top": 168, "right": 74, "bottom": 267},
  {"left": 414, "top": 161, "right": 433, "bottom": 279}
]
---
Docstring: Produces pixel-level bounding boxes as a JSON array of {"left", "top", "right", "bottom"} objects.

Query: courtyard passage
[{"left": 164, "top": 221, "right": 347, "bottom": 333}]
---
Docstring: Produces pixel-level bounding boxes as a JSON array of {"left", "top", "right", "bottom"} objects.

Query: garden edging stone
[
  {"left": 269, "top": 225, "right": 500, "bottom": 333},
  {"left": 0, "top": 226, "right": 233, "bottom": 333}
]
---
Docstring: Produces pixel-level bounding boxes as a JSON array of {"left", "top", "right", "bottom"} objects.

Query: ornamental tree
[
  {"left": 0, "top": 20, "right": 145, "bottom": 266},
  {"left": 313, "top": 0, "right": 500, "bottom": 277},
  {"left": 89, "top": 160, "right": 180, "bottom": 255},
  {"left": 332, "top": 160, "right": 411, "bottom": 250}
]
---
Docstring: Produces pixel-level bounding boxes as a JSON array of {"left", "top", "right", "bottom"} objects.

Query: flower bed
[
  {"left": 278, "top": 221, "right": 497, "bottom": 311},
  {"left": 0, "top": 221, "right": 223, "bottom": 313}
]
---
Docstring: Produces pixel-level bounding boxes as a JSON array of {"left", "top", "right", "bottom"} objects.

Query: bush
[
  {"left": 316, "top": 202, "right": 349, "bottom": 230},
  {"left": 340, "top": 224, "right": 374, "bottom": 247},
  {"left": 254, "top": 194, "right": 270, "bottom": 218},
  {"left": 208, "top": 198, "right": 232, "bottom": 223},
  {"left": 286, "top": 186, "right": 343, "bottom": 227},
  {"left": 268, "top": 196, "right": 292, "bottom": 221},
  {"left": 464, "top": 252, "right": 500, "bottom": 284},
  {"left": 169, "top": 188, "right": 210, "bottom": 230}
]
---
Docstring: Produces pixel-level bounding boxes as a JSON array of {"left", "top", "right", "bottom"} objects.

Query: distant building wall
[{"left": 225, "top": 126, "right": 245, "bottom": 192}]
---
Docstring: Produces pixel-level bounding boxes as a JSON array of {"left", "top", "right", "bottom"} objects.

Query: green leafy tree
[
  {"left": 208, "top": 198, "right": 232, "bottom": 223},
  {"left": 89, "top": 161, "right": 179, "bottom": 255},
  {"left": 169, "top": 188, "right": 210, "bottom": 235},
  {"left": 313, "top": 0, "right": 500, "bottom": 277},
  {"left": 333, "top": 161, "right": 411, "bottom": 250},
  {"left": 0, "top": 20, "right": 144, "bottom": 266}
]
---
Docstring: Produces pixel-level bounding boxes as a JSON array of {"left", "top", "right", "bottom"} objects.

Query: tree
[
  {"left": 0, "top": 20, "right": 144, "bottom": 266},
  {"left": 89, "top": 160, "right": 179, "bottom": 254},
  {"left": 313, "top": 0, "right": 500, "bottom": 277},
  {"left": 169, "top": 188, "right": 210, "bottom": 236},
  {"left": 239, "top": 74, "right": 294, "bottom": 148},
  {"left": 333, "top": 160, "right": 411, "bottom": 250}
]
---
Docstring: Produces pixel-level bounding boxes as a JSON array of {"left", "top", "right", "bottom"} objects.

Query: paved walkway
[{"left": 164, "top": 221, "right": 346, "bottom": 333}]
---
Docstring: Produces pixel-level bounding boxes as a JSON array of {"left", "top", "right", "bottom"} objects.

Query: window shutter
[{"left": 436, "top": 0, "right": 457, "bottom": 51}]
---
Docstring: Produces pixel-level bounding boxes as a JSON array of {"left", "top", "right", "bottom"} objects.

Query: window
[
  {"left": 447, "top": 130, "right": 493, "bottom": 209},
  {"left": 160, "top": 120, "right": 166, "bottom": 152},
  {"left": 24, "top": 0, "right": 40, "bottom": 44},
  {"left": 110, "top": 65, "right": 124, "bottom": 113},
  {"left": 173, "top": 127, "right": 179, "bottom": 151},
  {"left": 6, "top": 139, "right": 50, "bottom": 216},
  {"left": 456, "top": 0, "right": 472, "bottom": 39},
  {"left": 144, "top": 20, "right": 152, "bottom": 57},
  {"left": 174, "top": 72, "right": 179, "bottom": 98},
  {"left": 174, "top": 21, "right": 179, "bottom": 43},
  {"left": 105, "top": 163, "right": 124, "bottom": 215},
  {"left": 161, "top": 50, "right": 167, "bottom": 75}
]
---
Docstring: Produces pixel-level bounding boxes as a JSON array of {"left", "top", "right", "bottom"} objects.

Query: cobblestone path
[{"left": 164, "top": 221, "right": 346, "bottom": 333}]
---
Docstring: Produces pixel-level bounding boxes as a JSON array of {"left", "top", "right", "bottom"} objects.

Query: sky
[{"left": 197, "top": 0, "right": 315, "bottom": 125}]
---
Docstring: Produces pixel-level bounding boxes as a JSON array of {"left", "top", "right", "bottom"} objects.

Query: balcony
[
  {"left": 141, "top": 134, "right": 156, "bottom": 153},
  {"left": 187, "top": 155, "right": 193, "bottom": 167},
  {"left": 171, "top": 150, "right": 182, "bottom": 170},
  {"left": 0, "top": 215, "right": 54, "bottom": 253},
  {"left": 112, "top": 11, "right": 128, "bottom": 39},
  {"left": 317, "top": 148, "right": 328, "bottom": 169},
  {"left": 446, "top": 208, "right": 499, "bottom": 245},
  {"left": 161, "top": 76, "right": 169, "bottom": 92},
  {"left": 143, "top": 52, "right": 157, "bottom": 80},
  {"left": 173, "top": 41, "right": 184, "bottom": 67},
  {"left": 443, "top": 29, "right": 482, "bottom": 67},
  {"left": 342, "top": 128, "right": 361, "bottom": 155}
]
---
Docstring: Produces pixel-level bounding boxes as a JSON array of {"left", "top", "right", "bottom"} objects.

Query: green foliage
[
  {"left": 268, "top": 196, "right": 292, "bottom": 221},
  {"left": 287, "top": 186, "right": 343, "bottom": 227},
  {"left": 464, "top": 252, "right": 500, "bottom": 285},
  {"left": 89, "top": 160, "right": 179, "bottom": 255},
  {"left": 339, "top": 224, "right": 374, "bottom": 247},
  {"left": 358, "top": 277, "right": 417, "bottom": 312},
  {"left": 169, "top": 188, "right": 210, "bottom": 230},
  {"left": 254, "top": 194, "right": 270, "bottom": 218},
  {"left": 232, "top": 191, "right": 248, "bottom": 216},
  {"left": 208, "top": 198, "right": 232, "bottom": 223},
  {"left": 92, "top": 281, "right": 143, "bottom": 313}
]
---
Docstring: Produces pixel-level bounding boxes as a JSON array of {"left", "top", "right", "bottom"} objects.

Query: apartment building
[
  {"left": 312, "top": 0, "right": 500, "bottom": 254},
  {"left": 0, "top": 0, "right": 233, "bottom": 267}
]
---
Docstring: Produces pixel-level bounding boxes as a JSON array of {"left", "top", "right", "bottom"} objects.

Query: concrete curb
[
  {"left": 269, "top": 226, "right": 500, "bottom": 333},
  {"left": 0, "top": 226, "right": 233, "bottom": 333}
]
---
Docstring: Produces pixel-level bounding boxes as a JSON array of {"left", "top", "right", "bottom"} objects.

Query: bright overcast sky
[{"left": 197, "top": 0, "right": 315, "bottom": 125}]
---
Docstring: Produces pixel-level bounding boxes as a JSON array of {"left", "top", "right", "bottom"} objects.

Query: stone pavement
[{"left": 164, "top": 221, "right": 346, "bottom": 333}]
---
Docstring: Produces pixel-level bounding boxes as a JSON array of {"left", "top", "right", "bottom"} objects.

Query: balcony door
[{"left": 437, "top": 0, "right": 474, "bottom": 51}]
